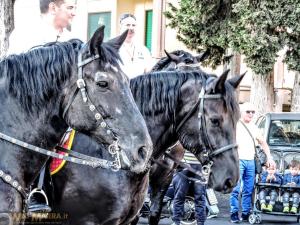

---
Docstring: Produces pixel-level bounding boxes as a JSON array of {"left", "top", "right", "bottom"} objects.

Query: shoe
[
  {"left": 230, "top": 212, "right": 240, "bottom": 223},
  {"left": 260, "top": 203, "right": 267, "bottom": 211},
  {"left": 290, "top": 206, "right": 298, "bottom": 214},
  {"left": 283, "top": 206, "right": 289, "bottom": 213},
  {"left": 241, "top": 213, "right": 250, "bottom": 222},
  {"left": 265, "top": 204, "right": 273, "bottom": 212}
]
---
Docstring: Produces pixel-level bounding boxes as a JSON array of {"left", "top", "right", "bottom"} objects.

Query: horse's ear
[
  {"left": 106, "top": 29, "right": 129, "bottom": 50},
  {"left": 195, "top": 49, "right": 210, "bottom": 62},
  {"left": 228, "top": 71, "right": 247, "bottom": 89},
  {"left": 88, "top": 25, "right": 105, "bottom": 55},
  {"left": 211, "top": 69, "right": 230, "bottom": 93},
  {"left": 165, "top": 50, "right": 180, "bottom": 63}
]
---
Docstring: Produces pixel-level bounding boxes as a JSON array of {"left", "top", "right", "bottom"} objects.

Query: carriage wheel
[
  {"left": 248, "top": 213, "right": 257, "bottom": 224},
  {"left": 180, "top": 197, "right": 197, "bottom": 225},
  {"left": 255, "top": 214, "right": 262, "bottom": 224}
]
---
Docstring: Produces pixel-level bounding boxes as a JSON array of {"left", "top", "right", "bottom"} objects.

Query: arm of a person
[
  {"left": 261, "top": 171, "right": 267, "bottom": 183},
  {"left": 7, "top": 28, "right": 36, "bottom": 55},
  {"left": 283, "top": 174, "right": 289, "bottom": 185},
  {"left": 142, "top": 46, "right": 155, "bottom": 73},
  {"left": 297, "top": 176, "right": 300, "bottom": 186},
  {"left": 276, "top": 174, "right": 283, "bottom": 185}
]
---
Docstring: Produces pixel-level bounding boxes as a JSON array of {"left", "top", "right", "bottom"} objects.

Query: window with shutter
[
  {"left": 145, "top": 10, "right": 153, "bottom": 51},
  {"left": 88, "top": 12, "right": 111, "bottom": 41}
]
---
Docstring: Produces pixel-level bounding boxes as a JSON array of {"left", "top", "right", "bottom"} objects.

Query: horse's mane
[
  {"left": 151, "top": 50, "right": 193, "bottom": 72},
  {"left": 0, "top": 39, "right": 121, "bottom": 115},
  {"left": 0, "top": 39, "right": 82, "bottom": 114},
  {"left": 130, "top": 70, "right": 240, "bottom": 124},
  {"left": 130, "top": 70, "right": 208, "bottom": 122}
]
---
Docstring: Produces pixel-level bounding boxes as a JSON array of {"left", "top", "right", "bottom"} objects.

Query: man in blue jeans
[
  {"left": 229, "top": 102, "right": 275, "bottom": 223},
  {"left": 172, "top": 151, "right": 206, "bottom": 225}
]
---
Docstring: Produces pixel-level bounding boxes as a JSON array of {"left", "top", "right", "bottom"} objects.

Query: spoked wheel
[
  {"left": 255, "top": 214, "right": 262, "bottom": 224},
  {"left": 180, "top": 197, "right": 197, "bottom": 225},
  {"left": 248, "top": 213, "right": 261, "bottom": 224},
  {"left": 249, "top": 213, "right": 256, "bottom": 224}
]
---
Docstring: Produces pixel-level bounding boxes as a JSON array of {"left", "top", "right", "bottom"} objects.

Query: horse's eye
[
  {"left": 210, "top": 118, "right": 220, "bottom": 127},
  {"left": 184, "top": 58, "right": 193, "bottom": 64},
  {"left": 96, "top": 81, "right": 109, "bottom": 88}
]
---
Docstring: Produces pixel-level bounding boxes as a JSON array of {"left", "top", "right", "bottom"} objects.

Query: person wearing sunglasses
[
  {"left": 118, "top": 13, "right": 154, "bottom": 79},
  {"left": 229, "top": 102, "right": 276, "bottom": 223}
]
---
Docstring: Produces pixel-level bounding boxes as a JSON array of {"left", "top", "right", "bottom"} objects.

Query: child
[
  {"left": 282, "top": 160, "right": 300, "bottom": 214},
  {"left": 259, "top": 164, "right": 282, "bottom": 212}
]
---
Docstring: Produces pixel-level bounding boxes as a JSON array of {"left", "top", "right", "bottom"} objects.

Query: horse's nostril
[{"left": 138, "top": 146, "right": 147, "bottom": 160}]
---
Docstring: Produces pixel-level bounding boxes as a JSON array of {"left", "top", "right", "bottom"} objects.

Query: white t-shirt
[
  {"left": 7, "top": 19, "right": 75, "bottom": 55},
  {"left": 236, "top": 121, "right": 260, "bottom": 160},
  {"left": 119, "top": 43, "right": 153, "bottom": 79}
]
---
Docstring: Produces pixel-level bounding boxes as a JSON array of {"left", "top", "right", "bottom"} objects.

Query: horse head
[
  {"left": 176, "top": 70, "right": 245, "bottom": 193},
  {"left": 61, "top": 26, "right": 152, "bottom": 173},
  {"left": 151, "top": 49, "right": 209, "bottom": 71}
]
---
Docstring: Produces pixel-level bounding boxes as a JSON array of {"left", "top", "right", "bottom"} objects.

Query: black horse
[
  {"left": 50, "top": 65, "right": 243, "bottom": 225},
  {"left": 148, "top": 50, "right": 207, "bottom": 225},
  {"left": 0, "top": 26, "right": 152, "bottom": 224},
  {"left": 151, "top": 49, "right": 209, "bottom": 71}
]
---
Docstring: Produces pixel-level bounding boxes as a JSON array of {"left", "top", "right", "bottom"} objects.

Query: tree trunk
[
  {"left": 229, "top": 52, "right": 241, "bottom": 79},
  {"left": 250, "top": 72, "right": 274, "bottom": 117},
  {"left": 224, "top": 49, "right": 241, "bottom": 101},
  {"left": 291, "top": 71, "right": 300, "bottom": 112},
  {"left": 0, "top": 0, "right": 15, "bottom": 57}
]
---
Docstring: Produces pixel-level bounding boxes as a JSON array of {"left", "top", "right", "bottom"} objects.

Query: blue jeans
[
  {"left": 172, "top": 164, "right": 206, "bottom": 225},
  {"left": 230, "top": 159, "right": 255, "bottom": 215}
]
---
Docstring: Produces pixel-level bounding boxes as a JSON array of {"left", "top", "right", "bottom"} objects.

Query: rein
[{"left": 0, "top": 49, "right": 123, "bottom": 203}]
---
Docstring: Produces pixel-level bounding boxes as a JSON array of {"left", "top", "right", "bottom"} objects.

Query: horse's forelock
[
  {"left": 97, "top": 43, "right": 122, "bottom": 70},
  {"left": 224, "top": 82, "right": 240, "bottom": 125}
]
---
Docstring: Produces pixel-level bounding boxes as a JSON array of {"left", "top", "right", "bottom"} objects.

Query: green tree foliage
[
  {"left": 165, "top": 0, "right": 300, "bottom": 75},
  {"left": 165, "top": 0, "right": 233, "bottom": 68}
]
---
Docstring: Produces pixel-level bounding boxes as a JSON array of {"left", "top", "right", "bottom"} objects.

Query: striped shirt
[{"left": 182, "top": 150, "right": 201, "bottom": 165}]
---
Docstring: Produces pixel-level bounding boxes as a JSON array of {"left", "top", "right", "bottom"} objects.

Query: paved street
[{"left": 138, "top": 193, "right": 300, "bottom": 225}]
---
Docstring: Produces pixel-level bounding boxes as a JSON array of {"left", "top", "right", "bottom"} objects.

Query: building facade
[{"left": 12, "top": 0, "right": 295, "bottom": 110}]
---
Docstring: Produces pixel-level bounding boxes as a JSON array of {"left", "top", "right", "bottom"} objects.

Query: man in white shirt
[
  {"left": 229, "top": 102, "right": 276, "bottom": 223},
  {"left": 118, "top": 13, "right": 154, "bottom": 79},
  {"left": 6, "top": 0, "right": 77, "bottom": 213},
  {"left": 7, "top": 0, "right": 76, "bottom": 55}
]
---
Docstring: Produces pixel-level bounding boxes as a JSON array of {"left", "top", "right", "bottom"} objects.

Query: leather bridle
[
  {"left": 0, "top": 47, "right": 125, "bottom": 204},
  {"left": 173, "top": 76, "right": 238, "bottom": 183}
]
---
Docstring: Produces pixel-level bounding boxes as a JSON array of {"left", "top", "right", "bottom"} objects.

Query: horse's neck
[
  {"left": 143, "top": 116, "right": 178, "bottom": 159},
  {"left": 132, "top": 75, "right": 181, "bottom": 158},
  {"left": 0, "top": 95, "right": 68, "bottom": 182}
]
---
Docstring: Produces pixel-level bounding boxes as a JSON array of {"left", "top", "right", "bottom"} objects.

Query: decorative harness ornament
[{"left": 0, "top": 49, "right": 123, "bottom": 204}]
